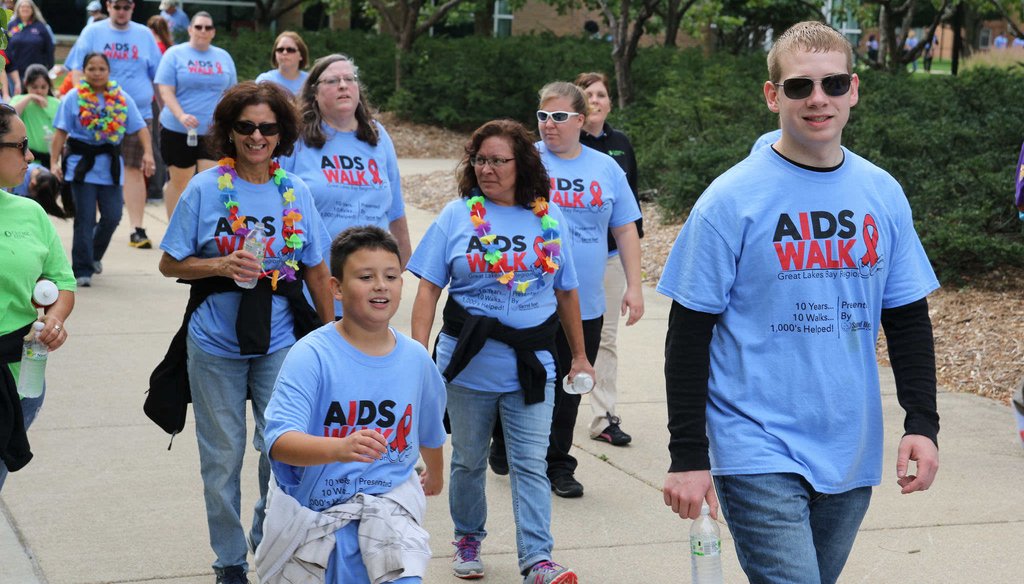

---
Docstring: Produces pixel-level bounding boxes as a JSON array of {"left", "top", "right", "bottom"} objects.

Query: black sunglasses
[
  {"left": 232, "top": 121, "right": 280, "bottom": 136},
  {"left": 275, "top": 46, "right": 298, "bottom": 54},
  {"left": 192, "top": 24, "right": 215, "bottom": 31},
  {"left": 0, "top": 138, "right": 29, "bottom": 154},
  {"left": 775, "top": 74, "right": 852, "bottom": 100}
]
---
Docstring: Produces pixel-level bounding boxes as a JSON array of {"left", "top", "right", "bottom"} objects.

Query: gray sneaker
[
  {"left": 523, "top": 560, "right": 577, "bottom": 584},
  {"left": 452, "top": 535, "right": 484, "bottom": 579},
  {"left": 75, "top": 276, "right": 91, "bottom": 288},
  {"left": 93, "top": 261, "right": 103, "bottom": 275}
]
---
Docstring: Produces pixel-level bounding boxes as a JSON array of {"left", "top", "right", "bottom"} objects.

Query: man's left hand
[{"left": 896, "top": 434, "right": 938, "bottom": 494}]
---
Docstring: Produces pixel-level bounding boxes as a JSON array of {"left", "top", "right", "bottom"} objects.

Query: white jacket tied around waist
[{"left": 255, "top": 472, "right": 431, "bottom": 584}]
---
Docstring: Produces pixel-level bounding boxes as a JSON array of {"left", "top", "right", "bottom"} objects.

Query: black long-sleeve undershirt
[{"left": 664, "top": 298, "right": 938, "bottom": 473}]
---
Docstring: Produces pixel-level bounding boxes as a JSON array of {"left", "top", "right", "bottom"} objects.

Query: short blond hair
[
  {"left": 538, "top": 81, "right": 587, "bottom": 115},
  {"left": 767, "top": 21, "right": 853, "bottom": 83}
]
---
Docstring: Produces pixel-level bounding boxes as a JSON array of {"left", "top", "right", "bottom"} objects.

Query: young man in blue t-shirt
[
  {"left": 658, "top": 21, "right": 940, "bottom": 584},
  {"left": 259, "top": 226, "right": 447, "bottom": 584}
]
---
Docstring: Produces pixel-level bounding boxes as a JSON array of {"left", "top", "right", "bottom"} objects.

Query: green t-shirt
[
  {"left": 10, "top": 94, "right": 59, "bottom": 155},
  {"left": 0, "top": 191, "right": 75, "bottom": 379}
]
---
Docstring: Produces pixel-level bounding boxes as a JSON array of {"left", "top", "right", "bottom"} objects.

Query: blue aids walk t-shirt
[
  {"left": 750, "top": 128, "right": 782, "bottom": 154},
  {"left": 65, "top": 21, "right": 161, "bottom": 119},
  {"left": 12, "top": 162, "right": 42, "bottom": 197},
  {"left": 537, "top": 143, "right": 641, "bottom": 320},
  {"left": 656, "top": 146, "right": 939, "bottom": 494},
  {"left": 264, "top": 324, "right": 447, "bottom": 583},
  {"left": 54, "top": 88, "right": 147, "bottom": 186},
  {"left": 155, "top": 43, "right": 236, "bottom": 135},
  {"left": 160, "top": 167, "right": 330, "bottom": 358},
  {"left": 408, "top": 198, "right": 579, "bottom": 392},
  {"left": 255, "top": 69, "right": 309, "bottom": 96}
]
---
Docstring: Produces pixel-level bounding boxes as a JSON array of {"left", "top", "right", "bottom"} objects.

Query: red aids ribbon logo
[
  {"left": 368, "top": 159, "right": 383, "bottom": 185},
  {"left": 389, "top": 404, "right": 414, "bottom": 453},
  {"left": 860, "top": 214, "right": 879, "bottom": 267},
  {"left": 589, "top": 181, "right": 603, "bottom": 207},
  {"left": 216, "top": 62, "right": 222, "bottom": 75},
  {"left": 132, "top": 45, "right": 138, "bottom": 60}
]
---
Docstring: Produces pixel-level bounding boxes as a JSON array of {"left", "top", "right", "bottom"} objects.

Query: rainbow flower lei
[
  {"left": 467, "top": 190, "right": 561, "bottom": 294},
  {"left": 217, "top": 158, "right": 304, "bottom": 290},
  {"left": 77, "top": 80, "right": 128, "bottom": 144}
]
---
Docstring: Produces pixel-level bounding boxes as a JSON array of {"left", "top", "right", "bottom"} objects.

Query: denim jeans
[
  {"left": 715, "top": 473, "right": 872, "bottom": 584},
  {"left": 446, "top": 381, "right": 555, "bottom": 574},
  {"left": 0, "top": 383, "right": 45, "bottom": 491},
  {"left": 71, "top": 182, "right": 123, "bottom": 278},
  {"left": 186, "top": 335, "right": 289, "bottom": 572}
]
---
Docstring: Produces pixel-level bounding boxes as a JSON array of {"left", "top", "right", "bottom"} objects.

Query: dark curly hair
[
  {"left": 457, "top": 119, "right": 549, "bottom": 209},
  {"left": 207, "top": 81, "right": 299, "bottom": 160},
  {"left": 297, "top": 54, "right": 379, "bottom": 148}
]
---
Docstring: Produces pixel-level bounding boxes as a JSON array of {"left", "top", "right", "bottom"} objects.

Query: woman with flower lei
[
  {"left": 6, "top": 0, "right": 55, "bottom": 91},
  {"left": 408, "top": 119, "right": 592, "bottom": 583},
  {"left": 157, "top": 81, "right": 333, "bottom": 584},
  {"left": 50, "top": 52, "right": 153, "bottom": 288}
]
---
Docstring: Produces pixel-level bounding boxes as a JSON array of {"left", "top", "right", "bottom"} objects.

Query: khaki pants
[{"left": 589, "top": 255, "right": 626, "bottom": 437}]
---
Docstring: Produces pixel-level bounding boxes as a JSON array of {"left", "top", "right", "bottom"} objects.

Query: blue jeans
[
  {"left": 715, "top": 473, "right": 872, "bottom": 584},
  {"left": 446, "top": 381, "right": 555, "bottom": 574},
  {"left": 186, "top": 335, "right": 289, "bottom": 572},
  {"left": 0, "top": 383, "right": 45, "bottom": 491},
  {"left": 71, "top": 182, "right": 122, "bottom": 278}
]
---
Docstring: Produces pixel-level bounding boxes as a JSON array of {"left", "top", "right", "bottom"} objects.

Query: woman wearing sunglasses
[
  {"left": 409, "top": 119, "right": 590, "bottom": 583},
  {"left": 155, "top": 11, "right": 237, "bottom": 219},
  {"left": 0, "top": 102, "right": 75, "bottom": 493},
  {"left": 530, "top": 81, "right": 643, "bottom": 499},
  {"left": 158, "top": 81, "right": 334, "bottom": 584},
  {"left": 255, "top": 31, "right": 309, "bottom": 96},
  {"left": 280, "top": 54, "right": 410, "bottom": 315},
  {"left": 49, "top": 52, "right": 154, "bottom": 288}
]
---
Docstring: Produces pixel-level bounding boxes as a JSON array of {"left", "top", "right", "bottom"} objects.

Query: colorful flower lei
[
  {"left": 217, "top": 158, "right": 304, "bottom": 290},
  {"left": 467, "top": 190, "right": 561, "bottom": 294},
  {"left": 77, "top": 80, "right": 128, "bottom": 144}
]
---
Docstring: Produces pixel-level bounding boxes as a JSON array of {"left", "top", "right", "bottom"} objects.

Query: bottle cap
[
  {"left": 32, "top": 279, "right": 59, "bottom": 307},
  {"left": 32, "top": 321, "right": 45, "bottom": 332}
]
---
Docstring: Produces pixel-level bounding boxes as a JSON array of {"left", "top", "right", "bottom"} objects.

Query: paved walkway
[{"left": 1, "top": 159, "right": 1022, "bottom": 583}]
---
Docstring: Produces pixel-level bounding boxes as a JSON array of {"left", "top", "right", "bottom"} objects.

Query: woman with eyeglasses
[
  {"left": 529, "top": 81, "right": 643, "bottom": 499},
  {"left": 157, "top": 81, "right": 334, "bottom": 584},
  {"left": 409, "top": 119, "right": 590, "bottom": 584},
  {"left": 155, "top": 11, "right": 236, "bottom": 218},
  {"left": 50, "top": 52, "right": 154, "bottom": 288},
  {"left": 280, "top": 54, "right": 410, "bottom": 315},
  {"left": 0, "top": 102, "right": 75, "bottom": 493},
  {"left": 572, "top": 71, "right": 645, "bottom": 449},
  {"left": 255, "top": 31, "right": 309, "bottom": 96}
]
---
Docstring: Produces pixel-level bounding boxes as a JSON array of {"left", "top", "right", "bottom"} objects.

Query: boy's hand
[
  {"left": 420, "top": 467, "right": 443, "bottom": 496},
  {"left": 336, "top": 429, "right": 387, "bottom": 463}
]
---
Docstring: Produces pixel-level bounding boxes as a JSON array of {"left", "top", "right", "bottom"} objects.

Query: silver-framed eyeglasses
[
  {"left": 318, "top": 75, "right": 359, "bottom": 88},
  {"left": 536, "top": 110, "right": 581, "bottom": 123},
  {"left": 470, "top": 156, "right": 514, "bottom": 169}
]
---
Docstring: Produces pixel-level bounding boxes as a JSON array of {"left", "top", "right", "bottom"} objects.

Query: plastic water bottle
[
  {"left": 690, "top": 503, "right": 723, "bottom": 584},
  {"left": 186, "top": 128, "right": 198, "bottom": 147},
  {"left": 562, "top": 372, "right": 594, "bottom": 395},
  {"left": 32, "top": 279, "right": 59, "bottom": 307},
  {"left": 17, "top": 322, "right": 47, "bottom": 399},
  {"left": 236, "top": 222, "right": 266, "bottom": 289},
  {"left": 1013, "top": 382, "right": 1024, "bottom": 448}
]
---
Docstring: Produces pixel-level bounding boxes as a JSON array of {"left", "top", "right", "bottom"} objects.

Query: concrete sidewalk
[{"left": 1, "top": 158, "right": 1022, "bottom": 583}]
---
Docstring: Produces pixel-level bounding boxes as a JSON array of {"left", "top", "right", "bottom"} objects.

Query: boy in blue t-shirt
[
  {"left": 658, "top": 21, "right": 940, "bottom": 584},
  {"left": 258, "top": 226, "right": 447, "bottom": 584}
]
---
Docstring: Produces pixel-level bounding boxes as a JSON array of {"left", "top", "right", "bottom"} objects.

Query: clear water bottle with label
[
  {"left": 237, "top": 222, "right": 266, "bottom": 289},
  {"left": 562, "top": 371, "right": 594, "bottom": 395},
  {"left": 186, "top": 128, "right": 198, "bottom": 147},
  {"left": 690, "top": 503, "right": 723, "bottom": 584},
  {"left": 17, "top": 322, "right": 47, "bottom": 399}
]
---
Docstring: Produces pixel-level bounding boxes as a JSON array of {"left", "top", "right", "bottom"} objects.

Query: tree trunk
[{"left": 664, "top": 0, "right": 681, "bottom": 47}]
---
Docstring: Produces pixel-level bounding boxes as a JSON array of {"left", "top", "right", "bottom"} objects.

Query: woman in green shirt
[{"left": 11, "top": 64, "right": 58, "bottom": 168}]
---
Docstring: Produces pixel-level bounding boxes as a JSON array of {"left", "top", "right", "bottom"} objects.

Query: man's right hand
[{"left": 663, "top": 470, "right": 719, "bottom": 520}]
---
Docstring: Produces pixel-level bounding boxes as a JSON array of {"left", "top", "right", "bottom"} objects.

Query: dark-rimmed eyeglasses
[
  {"left": 192, "top": 24, "right": 215, "bottom": 31},
  {"left": 0, "top": 138, "right": 29, "bottom": 154},
  {"left": 232, "top": 121, "right": 280, "bottom": 136},
  {"left": 275, "top": 46, "right": 298, "bottom": 54},
  {"left": 470, "top": 156, "right": 513, "bottom": 169},
  {"left": 536, "top": 110, "right": 581, "bottom": 124},
  {"left": 774, "top": 74, "right": 852, "bottom": 100}
]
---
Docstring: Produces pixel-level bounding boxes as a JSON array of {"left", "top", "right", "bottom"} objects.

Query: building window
[
  {"left": 493, "top": 0, "right": 513, "bottom": 37},
  {"left": 980, "top": 28, "right": 991, "bottom": 48}
]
